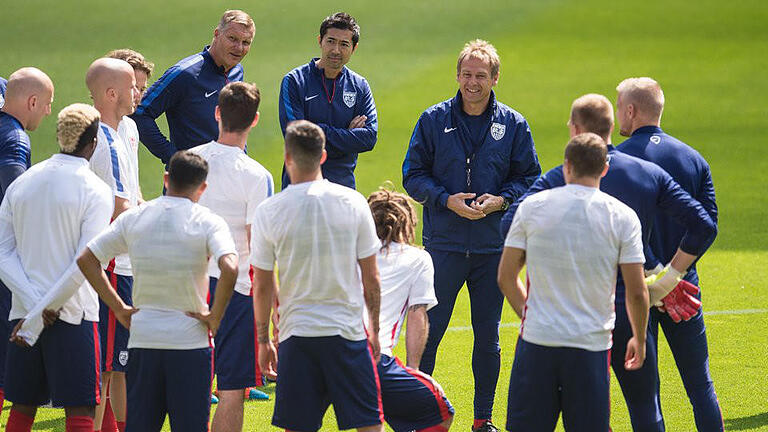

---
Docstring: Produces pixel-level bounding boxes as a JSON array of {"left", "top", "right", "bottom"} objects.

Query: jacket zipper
[{"left": 466, "top": 153, "right": 474, "bottom": 258}]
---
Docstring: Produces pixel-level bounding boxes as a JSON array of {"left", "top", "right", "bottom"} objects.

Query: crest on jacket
[
  {"left": 343, "top": 91, "right": 356, "bottom": 108},
  {"left": 491, "top": 122, "right": 506, "bottom": 141}
]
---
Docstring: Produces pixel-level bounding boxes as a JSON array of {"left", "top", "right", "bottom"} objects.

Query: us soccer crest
[
  {"left": 119, "top": 350, "right": 129, "bottom": 366},
  {"left": 343, "top": 91, "right": 356, "bottom": 108},
  {"left": 491, "top": 122, "right": 506, "bottom": 141}
]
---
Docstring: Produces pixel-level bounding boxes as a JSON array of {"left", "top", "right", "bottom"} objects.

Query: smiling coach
[
  {"left": 132, "top": 10, "right": 254, "bottom": 165},
  {"left": 402, "top": 40, "right": 540, "bottom": 432}
]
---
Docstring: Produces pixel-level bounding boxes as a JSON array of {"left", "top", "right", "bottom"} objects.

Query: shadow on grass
[{"left": 724, "top": 412, "right": 768, "bottom": 430}]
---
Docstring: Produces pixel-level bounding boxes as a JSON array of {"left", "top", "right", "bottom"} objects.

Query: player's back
[
  {"left": 513, "top": 184, "right": 643, "bottom": 351},
  {"left": 252, "top": 179, "right": 379, "bottom": 342}
]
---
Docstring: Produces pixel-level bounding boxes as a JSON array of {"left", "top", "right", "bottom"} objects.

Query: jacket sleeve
[
  {"left": 402, "top": 113, "right": 450, "bottom": 209},
  {"left": 500, "top": 166, "right": 562, "bottom": 236},
  {"left": 499, "top": 118, "right": 541, "bottom": 200},
  {"left": 278, "top": 74, "right": 306, "bottom": 136},
  {"left": 319, "top": 79, "right": 378, "bottom": 155},
  {"left": 657, "top": 173, "right": 717, "bottom": 256},
  {"left": 697, "top": 163, "right": 718, "bottom": 226},
  {"left": 131, "top": 66, "right": 185, "bottom": 164}
]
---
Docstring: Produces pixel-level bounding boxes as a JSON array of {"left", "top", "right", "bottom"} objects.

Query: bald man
[
  {"left": 0, "top": 67, "right": 54, "bottom": 413},
  {"left": 615, "top": 77, "right": 723, "bottom": 431},
  {"left": 85, "top": 57, "right": 140, "bottom": 432}
]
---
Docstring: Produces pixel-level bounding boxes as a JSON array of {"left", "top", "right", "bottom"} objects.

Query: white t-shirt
[
  {"left": 188, "top": 141, "right": 273, "bottom": 295},
  {"left": 88, "top": 195, "right": 237, "bottom": 350},
  {"left": 250, "top": 180, "right": 381, "bottom": 343},
  {"left": 505, "top": 184, "right": 645, "bottom": 351},
  {"left": 375, "top": 243, "right": 438, "bottom": 358},
  {"left": 0, "top": 154, "right": 112, "bottom": 324},
  {"left": 90, "top": 121, "right": 140, "bottom": 276}
]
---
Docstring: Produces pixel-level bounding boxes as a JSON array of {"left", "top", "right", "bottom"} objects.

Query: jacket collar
[
  {"left": 309, "top": 58, "right": 346, "bottom": 80},
  {"left": 450, "top": 89, "right": 498, "bottom": 120},
  {"left": 631, "top": 125, "right": 663, "bottom": 136}
]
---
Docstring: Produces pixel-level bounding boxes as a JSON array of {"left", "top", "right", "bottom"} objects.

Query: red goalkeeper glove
[{"left": 659, "top": 280, "right": 701, "bottom": 323}]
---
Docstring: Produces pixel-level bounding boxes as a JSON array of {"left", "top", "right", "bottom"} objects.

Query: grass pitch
[{"left": 1, "top": 0, "right": 766, "bottom": 430}]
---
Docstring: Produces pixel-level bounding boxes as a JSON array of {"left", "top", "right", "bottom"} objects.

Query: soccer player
[
  {"left": 85, "top": 57, "right": 141, "bottom": 432},
  {"left": 0, "top": 66, "right": 54, "bottom": 413},
  {"left": 132, "top": 10, "right": 254, "bottom": 164},
  {"left": 499, "top": 93, "right": 717, "bottom": 431},
  {"left": 252, "top": 120, "right": 384, "bottom": 432},
  {"left": 499, "top": 132, "right": 650, "bottom": 431},
  {"left": 615, "top": 77, "right": 723, "bottom": 431},
  {"left": 402, "top": 39, "right": 541, "bottom": 432},
  {"left": 278, "top": 12, "right": 377, "bottom": 189},
  {"left": 77, "top": 151, "right": 238, "bottom": 432},
  {"left": 367, "top": 188, "right": 455, "bottom": 432},
  {"left": 188, "top": 81, "right": 273, "bottom": 432},
  {"left": 0, "top": 103, "right": 111, "bottom": 432}
]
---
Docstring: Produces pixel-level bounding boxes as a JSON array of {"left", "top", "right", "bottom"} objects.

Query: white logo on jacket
[
  {"left": 343, "top": 91, "right": 356, "bottom": 108},
  {"left": 650, "top": 135, "right": 661, "bottom": 144},
  {"left": 491, "top": 122, "right": 506, "bottom": 141}
]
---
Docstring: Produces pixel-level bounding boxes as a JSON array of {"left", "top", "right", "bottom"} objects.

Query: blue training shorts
[{"left": 99, "top": 269, "right": 133, "bottom": 373}]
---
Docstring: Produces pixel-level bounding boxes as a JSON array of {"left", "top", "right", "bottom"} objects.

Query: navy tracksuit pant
[{"left": 419, "top": 249, "right": 503, "bottom": 420}]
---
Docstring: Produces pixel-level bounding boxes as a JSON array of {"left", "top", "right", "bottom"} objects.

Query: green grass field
[{"left": 2, "top": 0, "right": 767, "bottom": 430}]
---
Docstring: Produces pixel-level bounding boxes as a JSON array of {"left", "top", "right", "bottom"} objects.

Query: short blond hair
[
  {"left": 570, "top": 94, "right": 614, "bottom": 139},
  {"left": 106, "top": 49, "right": 154, "bottom": 78},
  {"left": 57, "top": 103, "right": 100, "bottom": 153},
  {"left": 217, "top": 10, "right": 254, "bottom": 31},
  {"left": 457, "top": 39, "right": 500, "bottom": 78},
  {"left": 616, "top": 77, "right": 665, "bottom": 120}
]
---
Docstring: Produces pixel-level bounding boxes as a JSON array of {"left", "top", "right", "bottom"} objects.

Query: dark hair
[
  {"left": 368, "top": 187, "right": 418, "bottom": 251},
  {"left": 168, "top": 151, "right": 209, "bottom": 192},
  {"left": 284, "top": 120, "right": 325, "bottom": 171},
  {"left": 320, "top": 12, "right": 360, "bottom": 46},
  {"left": 218, "top": 82, "right": 260, "bottom": 133},
  {"left": 564, "top": 133, "right": 608, "bottom": 178}
]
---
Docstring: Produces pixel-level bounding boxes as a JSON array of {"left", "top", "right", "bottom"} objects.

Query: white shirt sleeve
[
  {"left": 619, "top": 210, "right": 645, "bottom": 265},
  {"left": 356, "top": 197, "right": 381, "bottom": 260},
  {"left": 88, "top": 212, "right": 130, "bottom": 264},
  {"left": 504, "top": 200, "right": 528, "bottom": 250},
  {"left": 249, "top": 208, "right": 275, "bottom": 271},
  {"left": 407, "top": 251, "right": 438, "bottom": 311},
  {"left": 246, "top": 170, "right": 274, "bottom": 224},
  {"left": 0, "top": 197, "right": 45, "bottom": 311},
  {"left": 206, "top": 214, "right": 237, "bottom": 263},
  {"left": 18, "top": 187, "right": 114, "bottom": 345}
]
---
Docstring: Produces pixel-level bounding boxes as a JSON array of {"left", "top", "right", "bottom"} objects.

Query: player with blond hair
[{"left": 367, "top": 187, "right": 455, "bottom": 432}]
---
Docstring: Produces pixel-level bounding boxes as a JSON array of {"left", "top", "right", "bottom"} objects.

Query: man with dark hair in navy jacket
[
  {"left": 615, "top": 77, "right": 723, "bottom": 432},
  {"left": 500, "top": 93, "right": 717, "bottom": 432},
  {"left": 132, "top": 10, "right": 254, "bottom": 164},
  {"left": 279, "top": 12, "right": 377, "bottom": 190},
  {"left": 402, "top": 39, "right": 540, "bottom": 432}
]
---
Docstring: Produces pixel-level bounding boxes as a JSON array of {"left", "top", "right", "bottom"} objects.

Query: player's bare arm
[
  {"left": 112, "top": 196, "right": 132, "bottom": 220},
  {"left": 359, "top": 254, "right": 381, "bottom": 361},
  {"left": 189, "top": 253, "right": 237, "bottom": 336},
  {"left": 405, "top": 304, "right": 429, "bottom": 369},
  {"left": 620, "top": 262, "right": 649, "bottom": 371},
  {"left": 78, "top": 248, "right": 137, "bottom": 329},
  {"left": 497, "top": 246, "right": 527, "bottom": 318},
  {"left": 252, "top": 266, "right": 278, "bottom": 379}
]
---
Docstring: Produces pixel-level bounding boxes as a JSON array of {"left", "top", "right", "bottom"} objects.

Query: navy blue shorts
[
  {"left": 126, "top": 347, "right": 212, "bottom": 432},
  {"left": 5, "top": 319, "right": 101, "bottom": 407},
  {"left": 378, "top": 354, "right": 453, "bottom": 432},
  {"left": 99, "top": 269, "right": 133, "bottom": 373},
  {"left": 507, "top": 338, "right": 610, "bottom": 432},
  {"left": 273, "top": 336, "right": 384, "bottom": 431},
  {"left": 208, "top": 277, "right": 261, "bottom": 390},
  {"left": 0, "top": 281, "right": 12, "bottom": 389}
]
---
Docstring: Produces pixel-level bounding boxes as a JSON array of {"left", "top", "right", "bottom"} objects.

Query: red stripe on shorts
[
  {"left": 93, "top": 322, "right": 102, "bottom": 405},
  {"left": 394, "top": 357, "right": 452, "bottom": 421},
  {"left": 366, "top": 342, "right": 385, "bottom": 423}
]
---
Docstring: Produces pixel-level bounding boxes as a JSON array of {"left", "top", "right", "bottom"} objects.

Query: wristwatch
[{"left": 500, "top": 197, "right": 511, "bottom": 212}]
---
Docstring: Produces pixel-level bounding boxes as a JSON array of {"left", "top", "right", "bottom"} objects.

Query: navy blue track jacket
[
  {"left": 0, "top": 111, "right": 31, "bottom": 203},
  {"left": 403, "top": 90, "right": 541, "bottom": 254},
  {"left": 618, "top": 126, "right": 718, "bottom": 285},
  {"left": 279, "top": 59, "right": 377, "bottom": 189},
  {"left": 132, "top": 47, "right": 244, "bottom": 164},
  {"left": 0, "top": 77, "right": 6, "bottom": 105},
  {"left": 500, "top": 145, "right": 716, "bottom": 301}
]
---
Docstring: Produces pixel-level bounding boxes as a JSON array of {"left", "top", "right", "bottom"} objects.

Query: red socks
[
  {"left": 417, "top": 425, "right": 449, "bottom": 432},
  {"left": 65, "top": 416, "right": 94, "bottom": 432},
  {"left": 117, "top": 421, "right": 127, "bottom": 432},
  {"left": 473, "top": 419, "right": 492, "bottom": 430},
  {"left": 0, "top": 387, "right": 4, "bottom": 412},
  {"left": 100, "top": 398, "right": 118, "bottom": 432},
  {"left": 6, "top": 409, "right": 34, "bottom": 432}
]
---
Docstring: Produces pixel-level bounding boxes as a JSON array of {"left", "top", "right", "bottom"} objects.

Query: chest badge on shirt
[
  {"left": 491, "top": 122, "right": 506, "bottom": 141},
  {"left": 650, "top": 135, "right": 661, "bottom": 144},
  {"left": 343, "top": 91, "right": 357, "bottom": 108}
]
